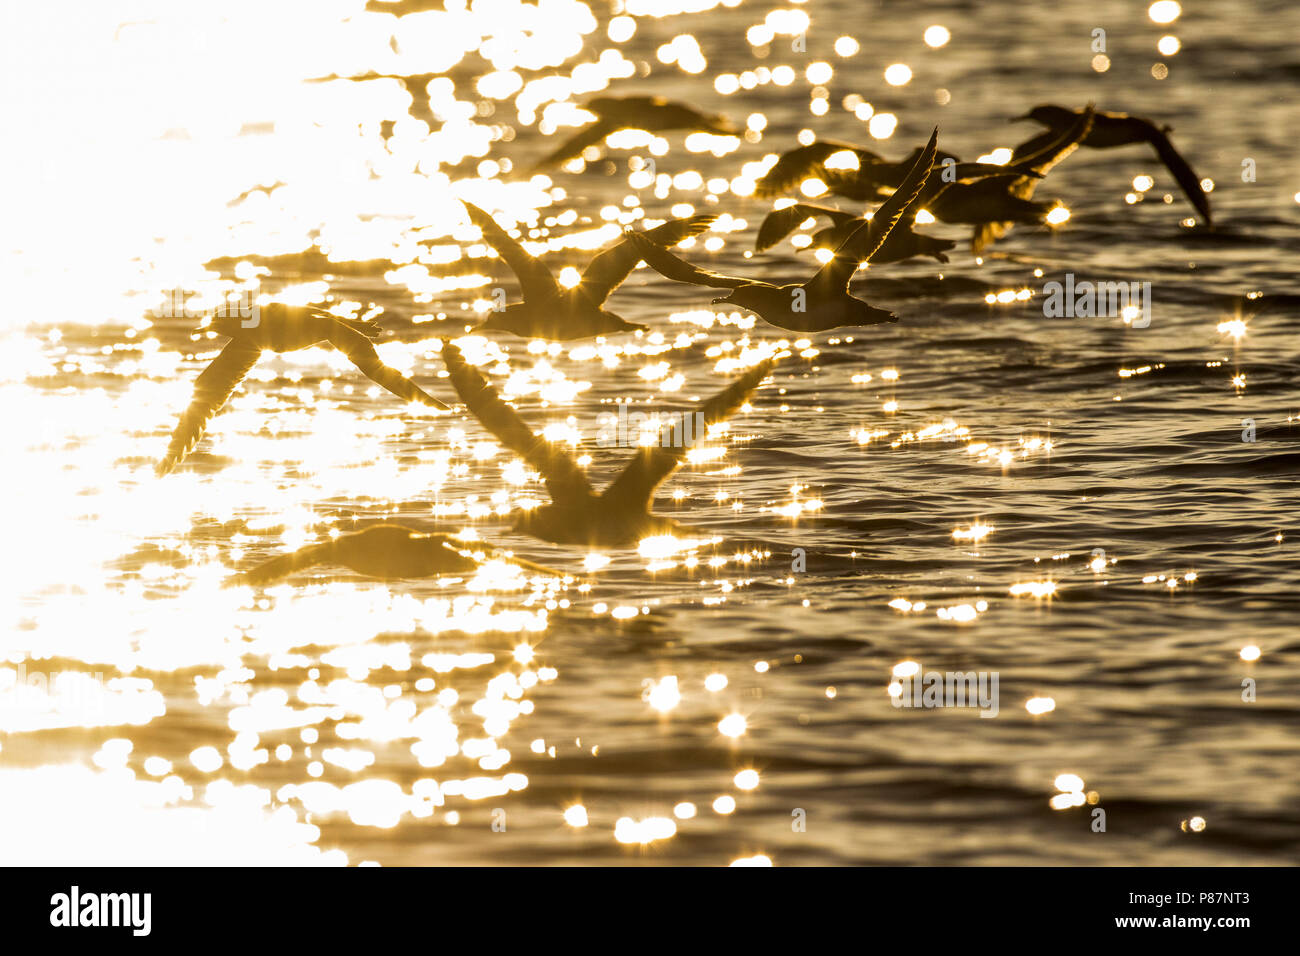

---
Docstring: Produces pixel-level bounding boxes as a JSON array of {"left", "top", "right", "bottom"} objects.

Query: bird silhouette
[
  {"left": 464, "top": 201, "right": 716, "bottom": 339},
  {"left": 528, "top": 95, "right": 738, "bottom": 172},
  {"left": 157, "top": 304, "right": 448, "bottom": 476},
  {"left": 632, "top": 129, "right": 939, "bottom": 332},
  {"left": 753, "top": 134, "right": 1058, "bottom": 257},
  {"left": 229, "top": 523, "right": 563, "bottom": 586},
  {"left": 1013, "top": 104, "right": 1212, "bottom": 226},
  {"left": 440, "top": 343, "right": 775, "bottom": 547}
]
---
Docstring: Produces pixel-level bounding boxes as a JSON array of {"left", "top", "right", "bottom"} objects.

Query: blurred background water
[{"left": 0, "top": 0, "right": 1297, "bottom": 865}]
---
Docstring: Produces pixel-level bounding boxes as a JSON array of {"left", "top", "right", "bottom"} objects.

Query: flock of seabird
[{"left": 157, "top": 92, "right": 1214, "bottom": 586}]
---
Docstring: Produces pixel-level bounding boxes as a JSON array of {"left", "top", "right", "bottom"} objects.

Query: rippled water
[{"left": 2, "top": 0, "right": 1297, "bottom": 865}]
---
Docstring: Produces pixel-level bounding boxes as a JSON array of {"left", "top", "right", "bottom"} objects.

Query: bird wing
[
  {"left": 601, "top": 357, "right": 776, "bottom": 512},
  {"left": 1148, "top": 126, "right": 1213, "bottom": 225},
  {"left": 755, "top": 204, "right": 856, "bottom": 253},
  {"left": 808, "top": 127, "right": 939, "bottom": 291},
  {"left": 462, "top": 200, "right": 560, "bottom": 303},
  {"left": 325, "top": 323, "right": 449, "bottom": 409},
  {"left": 156, "top": 340, "right": 263, "bottom": 476},
  {"left": 528, "top": 120, "right": 615, "bottom": 171},
  {"left": 970, "top": 107, "right": 1094, "bottom": 253},
  {"left": 578, "top": 214, "right": 718, "bottom": 305},
  {"left": 441, "top": 344, "right": 595, "bottom": 506},
  {"left": 630, "top": 233, "right": 754, "bottom": 289},
  {"left": 754, "top": 141, "right": 884, "bottom": 197}
]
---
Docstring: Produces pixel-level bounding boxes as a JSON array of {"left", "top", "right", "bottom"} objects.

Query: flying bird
[
  {"left": 464, "top": 201, "right": 716, "bottom": 339},
  {"left": 754, "top": 138, "right": 960, "bottom": 201},
  {"left": 946, "top": 105, "right": 1096, "bottom": 253},
  {"left": 752, "top": 134, "right": 1060, "bottom": 257},
  {"left": 156, "top": 304, "right": 448, "bottom": 476},
  {"left": 920, "top": 105, "right": 1102, "bottom": 254},
  {"left": 633, "top": 129, "right": 939, "bottom": 332},
  {"left": 528, "top": 95, "right": 738, "bottom": 172},
  {"left": 229, "top": 523, "right": 564, "bottom": 586},
  {"left": 440, "top": 343, "right": 775, "bottom": 547},
  {"left": 1013, "top": 104, "right": 1212, "bottom": 226}
]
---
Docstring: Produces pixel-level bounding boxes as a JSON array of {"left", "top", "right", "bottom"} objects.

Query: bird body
[
  {"left": 465, "top": 202, "right": 716, "bottom": 340},
  {"left": 156, "top": 304, "right": 447, "bottom": 476},
  {"left": 714, "top": 283, "right": 896, "bottom": 332},
  {"left": 441, "top": 344, "right": 775, "bottom": 547}
]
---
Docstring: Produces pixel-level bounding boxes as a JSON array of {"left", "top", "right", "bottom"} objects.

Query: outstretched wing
[
  {"left": 755, "top": 140, "right": 884, "bottom": 197},
  {"left": 156, "top": 340, "right": 263, "bottom": 476},
  {"left": 527, "top": 120, "right": 615, "bottom": 172},
  {"left": 630, "top": 233, "right": 754, "bottom": 289},
  {"left": 462, "top": 201, "right": 560, "bottom": 303},
  {"left": 441, "top": 344, "right": 595, "bottom": 506},
  {"left": 1149, "top": 126, "right": 1213, "bottom": 225},
  {"left": 601, "top": 357, "right": 776, "bottom": 511},
  {"left": 971, "top": 107, "right": 1094, "bottom": 253},
  {"left": 755, "top": 203, "right": 857, "bottom": 252},
  {"left": 809, "top": 127, "right": 939, "bottom": 291},
  {"left": 326, "top": 323, "right": 450, "bottom": 409},
  {"left": 578, "top": 214, "right": 718, "bottom": 305}
]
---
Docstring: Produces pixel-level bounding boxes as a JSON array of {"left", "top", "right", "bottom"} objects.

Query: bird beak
[{"left": 1009, "top": 113, "right": 1031, "bottom": 123}]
